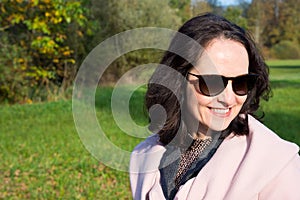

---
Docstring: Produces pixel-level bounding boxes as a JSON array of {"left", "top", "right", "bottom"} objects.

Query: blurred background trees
[
  {"left": 0, "top": 0, "right": 299, "bottom": 104},
  {"left": 89, "top": 0, "right": 181, "bottom": 83},
  {"left": 247, "top": 0, "right": 300, "bottom": 57},
  {"left": 0, "top": 0, "right": 93, "bottom": 103}
]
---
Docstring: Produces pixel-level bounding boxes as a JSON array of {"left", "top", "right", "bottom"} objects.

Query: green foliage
[
  {"left": 0, "top": 0, "right": 93, "bottom": 103},
  {"left": 0, "top": 33, "right": 31, "bottom": 103},
  {"left": 90, "top": 0, "right": 182, "bottom": 83},
  {"left": 247, "top": 0, "right": 300, "bottom": 50},
  {"left": 192, "top": 0, "right": 213, "bottom": 16},
  {"left": 91, "top": 0, "right": 181, "bottom": 39},
  {"left": 270, "top": 41, "right": 300, "bottom": 59},
  {"left": 224, "top": 6, "right": 248, "bottom": 29},
  {"left": 1, "top": 0, "right": 299, "bottom": 103},
  {"left": 169, "top": 0, "right": 192, "bottom": 22},
  {"left": 277, "top": 0, "right": 300, "bottom": 45}
]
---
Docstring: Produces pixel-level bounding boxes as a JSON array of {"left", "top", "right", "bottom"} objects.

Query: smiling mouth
[{"left": 209, "top": 107, "right": 231, "bottom": 116}]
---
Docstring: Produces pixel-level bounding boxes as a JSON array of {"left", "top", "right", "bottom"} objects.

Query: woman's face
[{"left": 184, "top": 38, "right": 249, "bottom": 134}]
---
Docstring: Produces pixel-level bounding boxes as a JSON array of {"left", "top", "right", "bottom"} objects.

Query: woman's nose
[{"left": 216, "top": 81, "right": 236, "bottom": 106}]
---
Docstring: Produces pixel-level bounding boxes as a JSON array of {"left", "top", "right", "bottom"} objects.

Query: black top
[{"left": 159, "top": 132, "right": 225, "bottom": 200}]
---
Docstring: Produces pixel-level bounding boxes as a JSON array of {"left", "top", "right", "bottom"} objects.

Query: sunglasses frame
[{"left": 187, "top": 72, "right": 259, "bottom": 97}]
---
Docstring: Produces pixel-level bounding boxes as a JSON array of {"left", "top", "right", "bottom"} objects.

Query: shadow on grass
[
  {"left": 270, "top": 80, "right": 300, "bottom": 89},
  {"left": 270, "top": 66, "right": 300, "bottom": 69},
  {"left": 95, "top": 87, "right": 113, "bottom": 111},
  {"left": 263, "top": 112, "right": 300, "bottom": 146},
  {"left": 94, "top": 86, "right": 148, "bottom": 124}
]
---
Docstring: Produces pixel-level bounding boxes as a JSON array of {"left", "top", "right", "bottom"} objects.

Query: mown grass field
[
  {"left": 1, "top": 60, "right": 300, "bottom": 199},
  {"left": 264, "top": 60, "right": 300, "bottom": 143}
]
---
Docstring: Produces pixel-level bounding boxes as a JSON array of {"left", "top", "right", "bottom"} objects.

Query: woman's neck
[{"left": 191, "top": 124, "right": 220, "bottom": 140}]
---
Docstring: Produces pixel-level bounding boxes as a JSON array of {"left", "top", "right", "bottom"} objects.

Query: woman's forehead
[{"left": 193, "top": 38, "right": 249, "bottom": 76}]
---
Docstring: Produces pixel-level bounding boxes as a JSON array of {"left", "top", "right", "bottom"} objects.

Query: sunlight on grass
[
  {"left": 0, "top": 101, "right": 132, "bottom": 199},
  {"left": 261, "top": 60, "right": 300, "bottom": 145},
  {"left": 266, "top": 59, "right": 300, "bottom": 67}
]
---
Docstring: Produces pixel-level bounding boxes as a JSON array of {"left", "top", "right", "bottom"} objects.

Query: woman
[{"left": 130, "top": 13, "right": 300, "bottom": 200}]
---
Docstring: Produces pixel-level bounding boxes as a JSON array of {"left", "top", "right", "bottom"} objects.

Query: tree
[
  {"left": 247, "top": 0, "right": 264, "bottom": 46},
  {"left": 0, "top": 0, "right": 93, "bottom": 103},
  {"left": 89, "top": 0, "right": 182, "bottom": 83},
  {"left": 261, "top": 0, "right": 281, "bottom": 47},
  {"left": 224, "top": 6, "right": 248, "bottom": 29},
  {"left": 192, "top": 0, "right": 213, "bottom": 16},
  {"left": 277, "top": 0, "right": 300, "bottom": 45},
  {"left": 169, "top": 0, "right": 192, "bottom": 22},
  {"left": 247, "top": 0, "right": 300, "bottom": 58}
]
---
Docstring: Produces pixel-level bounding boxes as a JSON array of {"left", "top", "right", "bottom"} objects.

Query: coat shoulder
[{"left": 132, "top": 134, "right": 164, "bottom": 154}]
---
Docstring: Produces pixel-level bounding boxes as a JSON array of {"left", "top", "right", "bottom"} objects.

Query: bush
[
  {"left": 0, "top": 34, "right": 32, "bottom": 103},
  {"left": 270, "top": 40, "right": 300, "bottom": 59},
  {"left": 0, "top": 0, "right": 91, "bottom": 104},
  {"left": 0, "top": 34, "right": 72, "bottom": 104}
]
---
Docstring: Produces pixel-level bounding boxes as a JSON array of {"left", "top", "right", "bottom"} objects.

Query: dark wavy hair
[{"left": 145, "top": 13, "right": 271, "bottom": 146}]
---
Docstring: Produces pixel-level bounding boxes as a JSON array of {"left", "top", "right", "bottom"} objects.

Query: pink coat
[{"left": 130, "top": 115, "right": 300, "bottom": 199}]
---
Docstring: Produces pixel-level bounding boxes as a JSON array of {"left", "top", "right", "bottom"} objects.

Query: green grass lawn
[
  {"left": 0, "top": 101, "right": 134, "bottom": 199},
  {"left": 1, "top": 59, "right": 300, "bottom": 199},
  {"left": 263, "top": 59, "right": 300, "bottom": 144}
]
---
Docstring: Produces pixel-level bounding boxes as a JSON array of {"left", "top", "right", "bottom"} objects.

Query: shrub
[
  {"left": 0, "top": 34, "right": 32, "bottom": 103},
  {"left": 270, "top": 40, "right": 300, "bottom": 59}
]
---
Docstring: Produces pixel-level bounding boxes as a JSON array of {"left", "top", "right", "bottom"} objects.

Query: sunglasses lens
[
  {"left": 233, "top": 75, "right": 257, "bottom": 95},
  {"left": 232, "top": 76, "right": 248, "bottom": 95},
  {"left": 199, "top": 75, "right": 226, "bottom": 96}
]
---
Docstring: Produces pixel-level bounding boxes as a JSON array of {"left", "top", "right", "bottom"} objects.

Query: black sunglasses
[{"left": 187, "top": 72, "right": 258, "bottom": 97}]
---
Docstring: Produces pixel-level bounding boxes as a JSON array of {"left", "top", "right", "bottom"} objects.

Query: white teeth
[{"left": 211, "top": 108, "right": 229, "bottom": 114}]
